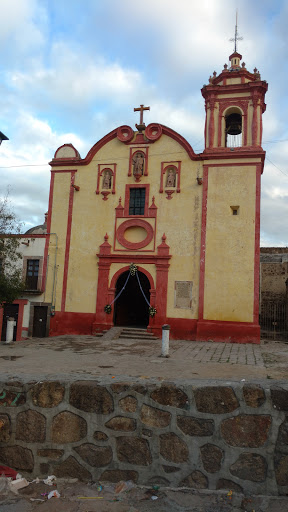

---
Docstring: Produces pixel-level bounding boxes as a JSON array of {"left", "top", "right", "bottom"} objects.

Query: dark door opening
[
  {"left": 1, "top": 304, "right": 19, "bottom": 342},
  {"left": 114, "top": 270, "right": 150, "bottom": 328},
  {"left": 33, "top": 306, "right": 48, "bottom": 337}
]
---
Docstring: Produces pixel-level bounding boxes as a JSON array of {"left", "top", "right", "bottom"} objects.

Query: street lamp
[{"left": 0, "top": 132, "right": 9, "bottom": 145}]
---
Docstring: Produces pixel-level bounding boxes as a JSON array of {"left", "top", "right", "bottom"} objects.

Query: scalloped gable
[{"left": 49, "top": 125, "right": 198, "bottom": 167}]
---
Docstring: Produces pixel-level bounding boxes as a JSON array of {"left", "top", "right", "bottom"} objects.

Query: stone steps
[
  {"left": 94, "top": 330, "right": 108, "bottom": 338},
  {"left": 119, "top": 327, "right": 159, "bottom": 341}
]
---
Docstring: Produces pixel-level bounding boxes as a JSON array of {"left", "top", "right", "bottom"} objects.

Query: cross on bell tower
[{"left": 134, "top": 104, "right": 150, "bottom": 132}]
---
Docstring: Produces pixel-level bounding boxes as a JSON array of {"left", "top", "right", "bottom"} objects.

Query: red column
[
  {"left": 155, "top": 234, "right": 170, "bottom": 328},
  {"left": 208, "top": 99, "right": 215, "bottom": 149},
  {"left": 93, "top": 234, "right": 113, "bottom": 332}
]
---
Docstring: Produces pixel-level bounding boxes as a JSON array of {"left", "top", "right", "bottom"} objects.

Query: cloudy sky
[{"left": 0, "top": 0, "right": 287, "bottom": 246}]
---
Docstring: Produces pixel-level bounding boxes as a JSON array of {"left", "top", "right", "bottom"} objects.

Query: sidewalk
[{"left": 0, "top": 333, "right": 287, "bottom": 382}]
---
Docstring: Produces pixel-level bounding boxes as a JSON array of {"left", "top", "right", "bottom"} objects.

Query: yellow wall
[{"left": 203, "top": 164, "right": 256, "bottom": 322}]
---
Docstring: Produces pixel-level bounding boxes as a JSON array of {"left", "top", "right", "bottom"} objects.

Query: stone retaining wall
[{"left": 1, "top": 378, "right": 288, "bottom": 495}]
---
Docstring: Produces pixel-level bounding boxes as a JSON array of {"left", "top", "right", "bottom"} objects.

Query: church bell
[{"left": 225, "top": 113, "right": 242, "bottom": 135}]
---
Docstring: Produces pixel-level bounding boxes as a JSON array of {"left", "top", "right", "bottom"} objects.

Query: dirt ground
[{"left": 1, "top": 477, "right": 288, "bottom": 512}]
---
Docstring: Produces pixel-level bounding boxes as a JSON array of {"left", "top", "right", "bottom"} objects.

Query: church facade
[{"left": 44, "top": 51, "right": 268, "bottom": 343}]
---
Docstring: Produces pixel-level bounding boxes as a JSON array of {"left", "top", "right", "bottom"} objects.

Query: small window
[
  {"left": 231, "top": 206, "right": 239, "bottom": 216},
  {"left": 129, "top": 188, "right": 146, "bottom": 215},
  {"left": 26, "top": 259, "right": 39, "bottom": 290}
]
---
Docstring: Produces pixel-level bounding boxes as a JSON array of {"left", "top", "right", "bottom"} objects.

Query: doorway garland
[{"left": 104, "top": 263, "right": 156, "bottom": 317}]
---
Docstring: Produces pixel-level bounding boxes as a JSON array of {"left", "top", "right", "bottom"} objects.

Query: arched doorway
[{"left": 114, "top": 270, "right": 150, "bottom": 327}]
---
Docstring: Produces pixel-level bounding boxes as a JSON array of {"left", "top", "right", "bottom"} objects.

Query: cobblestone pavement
[{"left": 1, "top": 480, "right": 288, "bottom": 512}]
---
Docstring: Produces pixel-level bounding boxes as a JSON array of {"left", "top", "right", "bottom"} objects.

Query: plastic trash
[
  {"left": 9, "top": 478, "right": 29, "bottom": 493},
  {"left": 115, "top": 480, "right": 135, "bottom": 494},
  {"left": 43, "top": 475, "right": 57, "bottom": 486},
  {"left": 151, "top": 495, "right": 158, "bottom": 500},
  {"left": 0, "top": 465, "right": 18, "bottom": 480},
  {"left": 48, "top": 489, "right": 60, "bottom": 499},
  {"left": 0, "top": 476, "right": 9, "bottom": 494}
]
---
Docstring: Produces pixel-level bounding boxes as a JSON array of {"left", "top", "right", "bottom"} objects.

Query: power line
[{"left": 265, "top": 156, "right": 288, "bottom": 178}]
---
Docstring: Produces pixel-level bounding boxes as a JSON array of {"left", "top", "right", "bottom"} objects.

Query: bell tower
[{"left": 197, "top": 36, "right": 268, "bottom": 343}]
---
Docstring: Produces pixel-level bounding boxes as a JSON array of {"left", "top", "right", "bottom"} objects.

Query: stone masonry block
[
  {"left": 16, "top": 410, "right": 46, "bottom": 443},
  {"left": 150, "top": 385, "right": 188, "bottom": 408},
  {"left": 0, "top": 389, "right": 26, "bottom": 407},
  {"left": 37, "top": 449, "right": 64, "bottom": 460},
  {"left": 0, "top": 414, "right": 11, "bottom": 442},
  {"left": 74, "top": 443, "right": 112, "bottom": 467},
  {"left": 221, "top": 415, "right": 271, "bottom": 447},
  {"left": 177, "top": 416, "right": 214, "bottom": 436},
  {"left": 230, "top": 453, "right": 267, "bottom": 482},
  {"left": 194, "top": 387, "right": 239, "bottom": 414},
  {"left": 243, "top": 385, "right": 266, "bottom": 408},
  {"left": 116, "top": 437, "right": 152, "bottom": 465},
  {"left": 31, "top": 381, "right": 65, "bottom": 408},
  {"left": 200, "top": 444, "right": 223, "bottom": 473},
  {"left": 93, "top": 431, "right": 108, "bottom": 441},
  {"left": 105, "top": 416, "right": 136, "bottom": 431},
  {"left": 51, "top": 411, "right": 87, "bottom": 443},
  {"left": 275, "top": 454, "right": 288, "bottom": 486},
  {"left": 160, "top": 433, "right": 189, "bottom": 463},
  {"left": 140, "top": 405, "right": 171, "bottom": 428},
  {"left": 271, "top": 387, "right": 288, "bottom": 411},
  {"left": 119, "top": 395, "right": 138, "bottom": 412},
  {"left": 70, "top": 381, "right": 114, "bottom": 413},
  {"left": 54, "top": 455, "right": 92, "bottom": 480},
  {"left": 0, "top": 445, "right": 34, "bottom": 471},
  {"left": 180, "top": 470, "right": 208, "bottom": 489}
]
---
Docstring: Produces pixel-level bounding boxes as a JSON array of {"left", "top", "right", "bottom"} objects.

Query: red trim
[
  {"left": 109, "top": 265, "right": 155, "bottom": 291},
  {"left": 116, "top": 219, "right": 154, "bottom": 250},
  {"left": 117, "top": 125, "right": 134, "bottom": 143},
  {"left": 54, "top": 143, "right": 80, "bottom": 159},
  {"left": 42, "top": 172, "right": 55, "bottom": 291},
  {"left": 50, "top": 312, "right": 96, "bottom": 336},
  {"left": 0, "top": 300, "right": 28, "bottom": 341},
  {"left": 198, "top": 165, "right": 208, "bottom": 320},
  {"left": 61, "top": 171, "right": 76, "bottom": 312},
  {"left": 145, "top": 123, "right": 162, "bottom": 141},
  {"left": 50, "top": 128, "right": 118, "bottom": 167},
  {"left": 50, "top": 125, "right": 199, "bottom": 168},
  {"left": 253, "top": 163, "right": 261, "bottom": 323},
  {"left": 196, "top": 320, "right": 260, "bottom": 344},
  {"left": 124, "top": 184, "right": 150, "bottom": 217}
]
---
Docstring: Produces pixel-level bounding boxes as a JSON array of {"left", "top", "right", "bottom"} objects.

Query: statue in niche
[
  {"left": 102, "top": 170, "right": 112, "bottom": 189},
  {"left": 133, "top": 152, "right": 145, "bottom": 178},
  {"left": 166, "top": 168, "right": 176, "bottom": 187}
]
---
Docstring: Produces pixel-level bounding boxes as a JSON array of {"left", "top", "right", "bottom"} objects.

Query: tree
[{"left": 0, "top": 193, "right": 25, "bottom": 306}]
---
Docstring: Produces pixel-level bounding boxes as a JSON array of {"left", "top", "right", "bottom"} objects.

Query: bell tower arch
[{"left": 202, "top": 52, "right": 268, "bottom": 150}]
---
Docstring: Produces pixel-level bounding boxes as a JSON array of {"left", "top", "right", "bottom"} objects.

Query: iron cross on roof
[
  {"left": 134, "top": 104, "right": 150, "bottom": 132},
  {"left": 229, "top": 10, "right": 243, "bottom": 53}
]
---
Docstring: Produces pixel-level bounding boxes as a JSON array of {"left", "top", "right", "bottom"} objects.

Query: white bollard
[
  {"left": 6, "top": 317, "right": 15, "bottom": 344},
  {"left": 161, "top": 324, "right": 170, "bottom": 357}
]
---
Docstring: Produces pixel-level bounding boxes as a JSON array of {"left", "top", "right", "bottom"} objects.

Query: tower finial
[{"left": 229, "top": 9, "right": 243, "bottom": 53}]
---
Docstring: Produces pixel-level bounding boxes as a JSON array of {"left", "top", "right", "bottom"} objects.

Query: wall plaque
[{"left": 174, "top": 281, "right": 192, "bottom": 309}]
